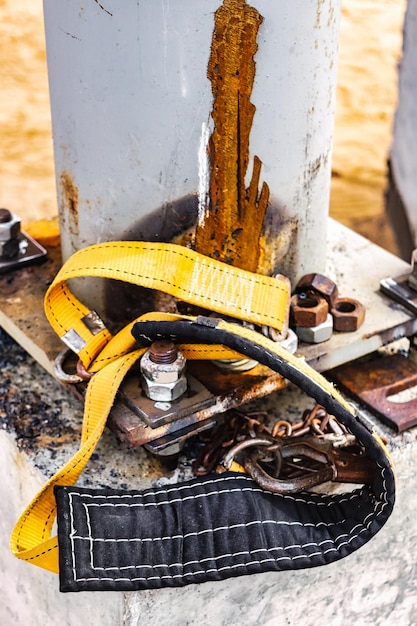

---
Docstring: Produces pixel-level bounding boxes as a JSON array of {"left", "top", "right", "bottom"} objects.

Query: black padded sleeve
[{"left": 54, "top": 318, "right": 395, "bottom": 592}]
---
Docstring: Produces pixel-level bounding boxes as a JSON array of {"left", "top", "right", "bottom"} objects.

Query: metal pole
[{"left": 44, "top": 0, "right": 341, "bottom": 314}]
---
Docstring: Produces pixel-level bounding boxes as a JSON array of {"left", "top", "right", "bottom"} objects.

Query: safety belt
[{"left": 10, "top": 242, "right": 395, "bottom": 592}]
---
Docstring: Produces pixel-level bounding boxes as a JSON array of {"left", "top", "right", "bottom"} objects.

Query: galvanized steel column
[{"left": 44, "top": 0, "right": 341, "bottom": 311}]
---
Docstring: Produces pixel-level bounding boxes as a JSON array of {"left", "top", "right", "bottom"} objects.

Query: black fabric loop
[
  {"left": 54, "top": 318, "right": 395, "bottom": 592},
  {"left": 55, "top": 470, "right": 390, "bottom": 592}
]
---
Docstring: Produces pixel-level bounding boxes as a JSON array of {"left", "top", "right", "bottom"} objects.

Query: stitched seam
[
  {"left": 57, "top": 266, "right": 284, "bottom": 325},
  {"left": 66, "top": 474, "right": 364, "bottom": 508},
  {"left": 75, "top": 500, "right": 387, "bottom": 580},
  {"left": 72, "top": 517, "right": 353, "bottom": 543},
  {"left": 66, "top": 468, "right": 389, "bottom": 582},
  {"left": 65, "top": 244, "right": 287, "bottom": 294},
  {"left": 88, "top": 533, "right": 366, "bottom": 572}
]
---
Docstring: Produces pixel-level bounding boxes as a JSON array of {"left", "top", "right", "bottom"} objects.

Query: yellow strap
[
  {"left": 11, "top": 315, "right": 389, "bottom": 572},
  {"left": 11, "top": 241, "right": 388, "bottom": 572},
  {"left": 44, "top": 241, "right": 290, "bottom": 367},
  {"left": 10, "top": 349, "right": 143, "bottom": 572},
  {"left": 11, "top": 243, "right": 289, "bottom": 570}
]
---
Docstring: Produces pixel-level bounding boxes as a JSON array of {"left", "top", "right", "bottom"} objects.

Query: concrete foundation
[
  {"left": 1, "top": 332, "right": 417, "bottom": 625},
  {"left": 1, "top": 222, "right": 417, "bottom": 624}
]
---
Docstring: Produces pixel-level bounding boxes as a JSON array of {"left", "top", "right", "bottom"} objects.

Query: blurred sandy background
[{"left": 0, "top": 0, "right": 406, "bottom": 253}]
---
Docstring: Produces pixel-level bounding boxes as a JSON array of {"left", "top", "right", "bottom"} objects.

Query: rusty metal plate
[
  {"left": 117, "top": 373, "right": 216, "bottom": 428},
  {"left": 380, "top": 274, "right": 417, "bottom": 317},
  {"left": 108, "top": 360, "right": 287, "bottom": 452},
  {"left": 329, "top": 352, "right": 417, "bottom": 432}
]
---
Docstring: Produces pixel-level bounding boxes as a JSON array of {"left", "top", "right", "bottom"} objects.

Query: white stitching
[
  {"left": 85, "top": 504, "right": 383, "bottom": 574},
  {"left": 65, "top": 467, "right": 390, "bottom": 583},
  {"left": 71, "top": 517, "right": 353, "bottom": 544},
  {"left": 66, "top": 474, "right": 364, "bottom": 508},
  {"left": 86, "top": 533, "right": 368, "bottom": 572}
]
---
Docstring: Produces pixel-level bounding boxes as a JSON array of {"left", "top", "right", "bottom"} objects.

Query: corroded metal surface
[
  {"left": 194, "top": 0, "right": 269, "bottom": 271},
  {"left": 0, "top": 221, "right": 63, "bottom": 374},
  {"left": 110, "top": 362, "right": 287, "bottom": 450},
  {"left": 2, "top": 318, "right": 417, "bottom": 625},
  {"left": 329, "top": 352, "right": 417, "bottom": 432}
]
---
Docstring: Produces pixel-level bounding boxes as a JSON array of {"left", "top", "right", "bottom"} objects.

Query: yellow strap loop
[
  {"left": 12, "top": 243, "right": 290, "bottom": 570},
  {"left": 11, "top": 315, "right": 390, "bottom": 572},
  {"left": 12, "top": 241, "right": 390, "bottom": 573},
  {"left": 44, "top": 241, "right": 290, "bottom": 367},
  {"left": 10, "top": 349, "right": 143, "bottom": 572}
]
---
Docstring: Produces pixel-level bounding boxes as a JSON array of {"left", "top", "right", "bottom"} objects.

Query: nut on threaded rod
[
  {"left": 140, "top": 341, "right": 187, "bottom": 402},
  {"left": 0, "top": 208, "right": 21, "bottom": 259},
  {"left": 148, "top": 341, "right": 178, "bottom": 364}
]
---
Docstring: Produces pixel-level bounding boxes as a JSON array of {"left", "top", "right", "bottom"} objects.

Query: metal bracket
[
  {"left": 108, "top": 360, "right": 287, "bottom": 454},
  {"left": 380, "top": 273, "right": 417, "bottom": 316},
  {"left": 0, "top": 232, "right": 47, "bottom": 274}
]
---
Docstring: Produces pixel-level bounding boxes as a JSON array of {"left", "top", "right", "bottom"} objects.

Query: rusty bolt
[
  {"left": 140, "top": 340, "right": 187, "bottom": 402},
  {"left": 290, "top": 292, "right": 329, "bottom": 328},
  {"left": 331, "top": 297, "right": 365, "bottom": 332},
  {"left": 295, "top": 273, "right": 339, "bottom": 307},
  {"left": 0, "top": 208, "right": 12, "bottom": 223}
]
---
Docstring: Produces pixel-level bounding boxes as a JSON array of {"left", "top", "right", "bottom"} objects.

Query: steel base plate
[
  {"left": 109, "top": 361, "right": 287, "bottom": 452},
  {"left": 0, "top": 232, "right": 47, "bottom": 274},
  {"left": 380, "top": 273, "right": 417, "bottom": 317}
]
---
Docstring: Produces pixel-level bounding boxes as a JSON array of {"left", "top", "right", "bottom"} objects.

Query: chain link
[{"left": 192, "top": 404, "right": 375, "bottom": 492}]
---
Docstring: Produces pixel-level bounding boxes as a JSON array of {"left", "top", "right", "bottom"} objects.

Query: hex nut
[
  {"left": 331, "top": 297, "right": 365, "bottom": 332},
  {"left": 141, "top": 374, "right": 188, "bottom": 402},
  {"left": 140, "top": 344, "right": 187, "bottom": 402},
  {"left": 290, "top": 292, "right": 329, "bottom": 328},
  {"left": 295, "top": 314, "right": 333, "bottom": 344},
  {"left": 0, "top": 210, "right": 20, "bottom": 242},
  {"left": 295, "top": 273, "right": 339, "bottom": 307}
]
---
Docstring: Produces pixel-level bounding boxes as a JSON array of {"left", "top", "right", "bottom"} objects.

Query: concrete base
[
  {"left": 1, "top": 220, "right": 417, "bottom": 624},
  {"left": 0, "top": 432, "right": 123, "bottom": 626},
  {"left": 1, "top": 329, "right": 417, "bottom": 625}
]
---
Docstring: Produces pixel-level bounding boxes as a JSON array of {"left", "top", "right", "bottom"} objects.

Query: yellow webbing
[
  {"left": 44, "top": 241, "right": 290, "bottom": 368},
  {"left": 11, "top": 240, "right": 387, "bottom": 573},
  {"left": 10, "top": 349, "right": 143, "bottom": 572},
  {"left": 10, "top": 313, "right": 357, "bottom": 573},
  {"left": 11, "top": 242, "right": 290, "bottom": 571}
]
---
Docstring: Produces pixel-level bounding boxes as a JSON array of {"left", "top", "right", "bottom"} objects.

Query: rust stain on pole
[
  {"left": 194, "top": 0, "right": 269, "bottom": 272},
  {"left": 60, "top": 170, "right": 79, "bottom": 237}
]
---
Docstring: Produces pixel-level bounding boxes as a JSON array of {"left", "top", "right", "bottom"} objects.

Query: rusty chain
[{"left": 192, "top": 404, "right": 376, "bottom": 493}]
